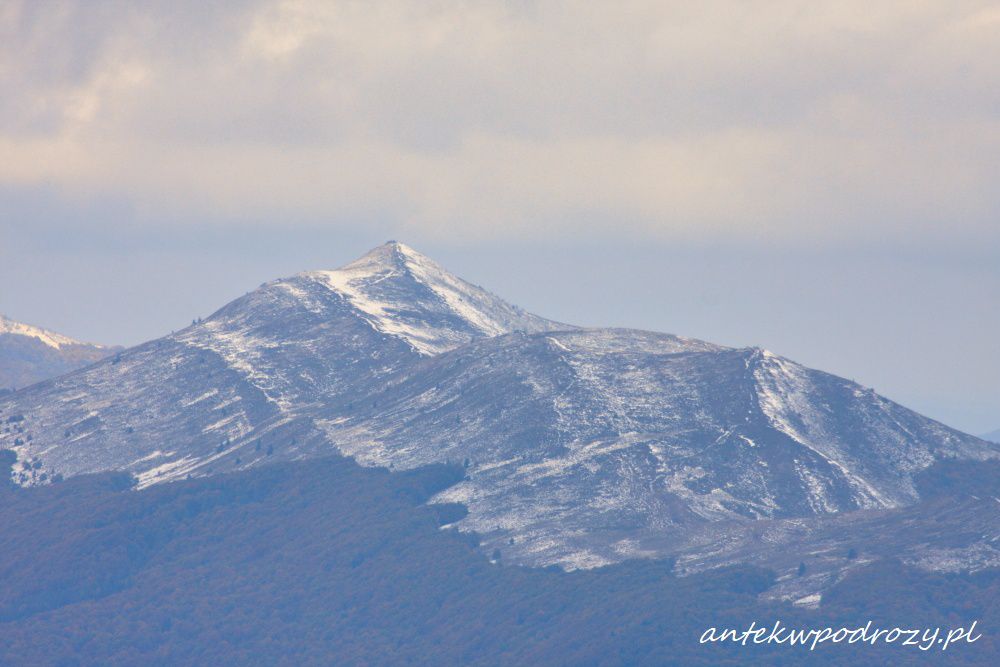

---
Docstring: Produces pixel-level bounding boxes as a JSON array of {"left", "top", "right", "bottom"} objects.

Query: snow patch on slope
[
  {"left": 176, "top": 319, "right": 291, "bottom": 411},
  {"left": 751, "top": 349, "right": 893, "bottom": 509}
]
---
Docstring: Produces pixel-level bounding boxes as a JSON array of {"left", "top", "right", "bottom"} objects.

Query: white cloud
[{"left": 1, "top": 0, "right": 998, "bottom": 242}]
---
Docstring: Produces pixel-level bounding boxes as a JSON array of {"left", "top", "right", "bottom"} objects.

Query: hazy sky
[{"left": 2, "top": 1, "right": 998, "bottom": 433}]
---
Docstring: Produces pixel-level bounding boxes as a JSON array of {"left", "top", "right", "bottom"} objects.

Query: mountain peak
[
  {"left": 337, "top": 240, "right": 440, "bottom": 279},
  {"left": 346, "top": 240, "right": 421, "bottom": 268},
  {"left": 301, "top": 242, "right": 566, "bottom": 355}
]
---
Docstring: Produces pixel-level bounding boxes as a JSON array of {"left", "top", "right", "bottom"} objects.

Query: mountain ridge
[
  {"left": 0, "top": 242, "right": 996, "bottom": 576},
  {"left": 0, "top": 315, "right": 100, "bottom": 350}
]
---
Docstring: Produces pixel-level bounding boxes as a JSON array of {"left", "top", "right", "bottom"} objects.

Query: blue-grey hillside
[{"left": 1, "top": 242, "right": 996, "bottom": 577}]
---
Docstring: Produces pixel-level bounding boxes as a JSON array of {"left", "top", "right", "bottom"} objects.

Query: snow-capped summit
[
  {"left": 159, "top": 242, "right": 565, "bottom": 413},
  {"left": 303, "top": 241, "right": 564, "bottom": 355},
  {"left": 0, "top": 315, "right": 116, "bottom": 391}
]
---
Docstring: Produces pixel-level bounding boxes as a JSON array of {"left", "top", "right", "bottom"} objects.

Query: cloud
[{"left": 1, "top": 0, "right": 998, "bottom": 243}]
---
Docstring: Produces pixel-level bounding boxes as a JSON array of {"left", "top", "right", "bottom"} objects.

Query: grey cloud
[{"left": 1, "top": 0, "right": 998, "bottom": 243}]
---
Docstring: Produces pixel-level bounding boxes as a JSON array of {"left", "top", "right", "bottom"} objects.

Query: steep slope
[
  {"left": 0, "top": 242, "right": 564, "bottom": 486},
  {"left": 0, "top": 315, "right": 118, "bottom": 391}
]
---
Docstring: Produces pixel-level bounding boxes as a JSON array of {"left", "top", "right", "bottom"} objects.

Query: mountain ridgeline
[
  {"left": 0, "top": 315, "right": 118, "bottom": 392},
  {"left": 1, "top": 242, "right": 997, "bottom": 575}
]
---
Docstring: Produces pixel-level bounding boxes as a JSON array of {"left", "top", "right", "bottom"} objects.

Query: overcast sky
[{"left": 2, "top": 1, "right": 998, "bottom": 433}]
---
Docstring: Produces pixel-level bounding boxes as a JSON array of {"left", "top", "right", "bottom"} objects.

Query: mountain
[
  {"left": 982, "top": 429, "right": 1000, "bottom": 444},
  {"left": 0, "top": 315, "right": 119, "bottom": 392},
  {"left": 0, "top": 241, "right": 996, "bottom": 579},
  {"left": 0, "top": 242, "right": 564, "bottom": 488}
]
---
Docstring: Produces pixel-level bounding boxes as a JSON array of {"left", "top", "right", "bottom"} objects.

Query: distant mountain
[
  {"left": 981, "top": 429, "right": 1000, "bottom": 443},
  {"left": 0, "top": 242, "right": 996, "bottom": 579},
  {"left": 0, "top": 315, "right": 119, "bottom": 392}
]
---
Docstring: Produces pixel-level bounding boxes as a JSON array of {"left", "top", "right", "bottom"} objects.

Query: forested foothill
[{"left": 0, "top": 452, "right": 995, "bottom": 666}]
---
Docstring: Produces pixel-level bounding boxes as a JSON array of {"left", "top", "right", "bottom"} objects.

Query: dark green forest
[{"left": 0, "top": 452, "right": 996, "bottom": 666}]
